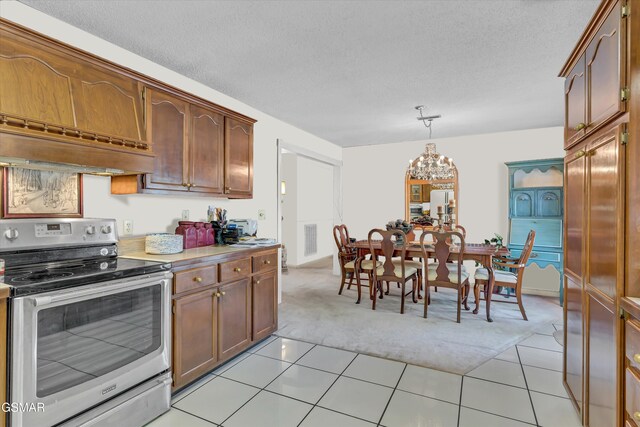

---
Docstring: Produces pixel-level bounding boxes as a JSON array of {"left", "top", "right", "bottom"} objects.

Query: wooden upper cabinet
[
  {"left": 565, "top": 55, "right": 586, "bottom": 149},
  {"left": 190, "top": 105, "right": 225, "bottom": 194},
  {"left": 143, "top": 89, "right": 189, "bottom": 192},
  {"left": 564, "top": 150, "right": 586, "bottom": 281},
  {"left": 225, "top": 118, "right": 254, "bottom": 198},
  {"left": 72, "top": 67, "right": 145, "bottom": 142},
  {"left": 586, "top": 1, "right": 625, "bottom": 129},
  {"left": 587, "top": 127, "right": 622, "bottom": 301}
]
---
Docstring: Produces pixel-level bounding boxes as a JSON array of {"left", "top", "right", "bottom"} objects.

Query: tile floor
[{"left": 147, "top": 323, "right": 580, "bottom": 427}]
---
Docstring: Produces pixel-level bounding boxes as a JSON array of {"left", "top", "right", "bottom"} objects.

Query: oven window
[{"left": 36, "top": 284, "right": 162, "bottom": 397}]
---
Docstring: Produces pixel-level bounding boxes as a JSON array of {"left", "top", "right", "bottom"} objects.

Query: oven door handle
[{"left": 31, "top": 272, "right": 172, "bottom": 307}]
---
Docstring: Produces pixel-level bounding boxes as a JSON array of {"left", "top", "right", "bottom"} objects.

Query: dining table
[{"left": 348, "top": 240, "right": 510, "bottom": 322}]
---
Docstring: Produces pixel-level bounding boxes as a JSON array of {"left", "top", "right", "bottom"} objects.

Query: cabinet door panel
[
  {"left": 218, "top": 278, "right": 251, "bottom": 361},
  {"left": 144, "top": 90, "right": 189, "bottom": 191},
  {"left": 253, "top": 271, "right": 278, "bottom": 342},
  {"left": 173, "top": 289, "right": 217, "bottom": 389},
  {"left": 190, "top": 105, "right": 224, "bottom": 194},
  {"left": 586, "top": 1, "right": 624, "bottom": 128},
  {"left": 564, "top": 275, "right": 583, "bottom": 412},
  {"left": 224, "top": 118, "right": 253, "bottom": 197},
  {"left": 537, "top": 189, "right": 562, "bottom": 217},
  {"left": 587, "top": 129, "right": 621, "bottom": 300},
  {"left": 565, "top": 55, "right": 586, "bottom": 148},
  {"left": 72, "top": 69, "right": 144, "bottom": 142},
  {"left": 565, "top": 152, "right": 586, "bottom": 280},
  {"left": 586, "top": 293, "right": 617, "bottom": 427},
  {"left": 512, "top": 190, "right": 535, "bottom": 217}
]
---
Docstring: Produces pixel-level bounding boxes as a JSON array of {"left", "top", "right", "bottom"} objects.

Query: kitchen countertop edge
[{"left": 119, "top": 243, "right": 281, "bottom": 264}]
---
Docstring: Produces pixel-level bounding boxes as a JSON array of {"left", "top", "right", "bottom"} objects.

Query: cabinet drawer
[
  {"left": 509, "top": 218, "right": 562, "bottom": 248},
  {"left": 219, "top": 258, "right": 251, "bottom": 282},
  {"left": 253, "top": 252, "right": 277, "bottom": 274},
  {"left": 509, "top": 249, "right": 561, "bottom": 264},
  {"left": 174, "top": 266, "right": 217, "bottom": 294},
  {"left": 626, "top": 320, "right": 640, "bottom": 372},
  {"left": 626, "top": 368, "right": 640, "bottom": 426}
]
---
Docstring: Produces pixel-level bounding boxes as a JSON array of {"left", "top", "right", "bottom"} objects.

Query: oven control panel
[
  {"left": 35, "top": 223, "right": 72, "bottom": 237},
  {"left": 0, "top": 218, "right": 118, "bottom": 251}
]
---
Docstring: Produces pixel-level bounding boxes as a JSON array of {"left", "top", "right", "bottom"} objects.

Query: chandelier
[{"left": 408, "top": 143, "right": 455, "bottom": 181}]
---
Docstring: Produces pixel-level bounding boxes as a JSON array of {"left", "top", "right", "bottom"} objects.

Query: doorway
[{"left": 276, "top": 140, "right": 342, "bottom": 274}]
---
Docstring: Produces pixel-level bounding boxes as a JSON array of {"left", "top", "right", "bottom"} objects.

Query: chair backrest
[
  {"left": 419, "top": 228, "right": 466, "bottom": 284},
  {"left": 517, "top": 229, "right": 536, "bottom": 265},
  {"left": 368, "top": 228, "right": 407, "bottom": 281},
  {"left": 333, "top": 225, "right": 354, "bottom": 266}
]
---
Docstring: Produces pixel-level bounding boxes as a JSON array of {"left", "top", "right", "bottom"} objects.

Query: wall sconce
[{"left": 280, "top": 181, "right": 286, "bottom": 195}]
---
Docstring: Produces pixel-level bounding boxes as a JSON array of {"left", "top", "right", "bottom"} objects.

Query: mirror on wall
[{"left": 405, "top": 143, "right": 458, "bottom": 224}]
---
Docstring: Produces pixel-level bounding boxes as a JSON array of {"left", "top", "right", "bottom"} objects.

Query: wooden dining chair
[
  {"left": 333, "top": 224, "right": 356, "bottom": 295},
  {"left": 420, "top": 228, "right": 470, "bottom": 323},
  {"left": 368, "top": 229, "right": 419, "bottom": 314},
  {"left": 473, "top": 230, "right": 536, "bottom": 321},
  {"left": 415, "top": 224, "right": 467, "bottom": 294}
]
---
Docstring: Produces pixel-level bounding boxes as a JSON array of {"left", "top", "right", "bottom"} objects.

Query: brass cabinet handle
[
  {"left": 191, "top": 184, "right": 197, "bottom": 188},
  {"left": 193, "top": 277, "right": 202, "bottom": 283},
  {"left": 182, "top": 182, "right": 188, "bottom": 187},
  {"left": 634, "top": 412, "right": 640, "bottom": 421},
  {"left": 575, "top": 150, "right": 586, "bottom": 159},
  {"left": 215, "top": 291, "right": 221, "bottom": 298},
  {"left": 574, "top": 123, "right": 586, "bottom": 131},
  {"left": 634, "top": 353, "right": 640, "bottom": 363},
  {"left": 221, "top": 291, "right": 226, "bottom": 296},
  {"left": 225, "top": 187, "right": 231, "bottom": 194},
  {"left": 234, "top": 267, "right": 242, "bottom": 272},
  {"left": 264, "top": 260, "right": 271, "bottom": 265},
  {"left": 256, "top": 280, "right": 260, "bottom": 285}
]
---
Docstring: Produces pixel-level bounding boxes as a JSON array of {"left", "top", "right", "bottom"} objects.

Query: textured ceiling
[{"left": 21, "top": 0, "right": 599, "bottom": 147}]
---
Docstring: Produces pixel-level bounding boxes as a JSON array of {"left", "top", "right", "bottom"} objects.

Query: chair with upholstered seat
[
  {"left": 334, "top": 224, "right": 377, "bottom": 302},
  {"left": 368, "top": 229, "right": 419, "bottom": 314},
  {"left": 473, "top": 230, "right": 536, "bottom": 321},
  {"left": 414, "top": 224, "right": 467, "bottom": 295},
  {"left": 419, "top": 228, "right": 470, "bottom": 323}
]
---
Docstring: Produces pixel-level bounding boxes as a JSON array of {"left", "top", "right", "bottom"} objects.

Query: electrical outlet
[
  {"left": 123, "top": 220, "right": 133, "bottom": 236},
  {"left": 182, "top": 210, "right": 190, "bottom": 220},
  {"left": 258, "top": 209, "right": 266, "bottom": 220}
]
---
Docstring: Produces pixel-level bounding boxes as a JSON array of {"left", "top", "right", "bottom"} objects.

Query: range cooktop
[{"left": 4, "top": 257, "right": 171, "bottom": 297}]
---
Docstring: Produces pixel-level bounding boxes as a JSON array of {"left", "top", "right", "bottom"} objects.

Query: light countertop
[{"left": 120, "top": 244, "right": 279, "bottom": 263}]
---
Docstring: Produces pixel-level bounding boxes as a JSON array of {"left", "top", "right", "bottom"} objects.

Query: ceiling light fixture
[
  {"left": 407, "top": 106, "right": 454, "bottom": 182},
  {"left": 415, "top": 105, "right": 441, "bottom": 140}
]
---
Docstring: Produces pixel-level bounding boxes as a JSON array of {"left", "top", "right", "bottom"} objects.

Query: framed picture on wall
[{"left": 2, "top": 167, "right": 83, "bottom": 218}]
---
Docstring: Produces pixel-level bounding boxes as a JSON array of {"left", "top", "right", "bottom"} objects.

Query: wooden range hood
[{"left": 0, "top": 19, "right": 154, "bottom": 175}]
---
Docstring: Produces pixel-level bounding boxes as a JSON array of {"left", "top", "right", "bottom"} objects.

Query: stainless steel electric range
[{"left": 0, "top": 218, "right": 173, "bottom": 427}]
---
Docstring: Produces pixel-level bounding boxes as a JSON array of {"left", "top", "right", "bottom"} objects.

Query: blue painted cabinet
[{"left": 505, "top": 159, "right": 564, "bottom": 303}]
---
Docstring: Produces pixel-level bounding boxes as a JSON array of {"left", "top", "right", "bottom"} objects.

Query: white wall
[
  {"left": 343, "top": 127, "right": 565, "bottom": 294},
  {"left": 1, "top": 1, "right": 342, "bottom": 240},
  {"left": 280, "top": 153, "right": 298, "bottom": 263},
  {"left": 280, "top": 155, "right": 334, "bottom": 266},
  {"left": 294, "top": 156, "right": 334, "bottom": 265}
]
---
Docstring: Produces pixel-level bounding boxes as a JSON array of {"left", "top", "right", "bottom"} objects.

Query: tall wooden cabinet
[{"left": 560, "top": 1, "right": 639, "bottom": 426}]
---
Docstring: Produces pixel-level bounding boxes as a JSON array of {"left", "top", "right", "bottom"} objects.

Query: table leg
[{"left": 355, "top": 248, "right": 363, "bottom": 305}]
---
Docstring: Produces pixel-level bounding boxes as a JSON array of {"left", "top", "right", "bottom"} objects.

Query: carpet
[{"left": 277, "top": 265, "right": 563, "bottom": 375}]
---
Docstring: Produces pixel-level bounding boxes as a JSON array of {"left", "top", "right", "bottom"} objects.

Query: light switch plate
[
  {"left": 258, "top": 209, "right": 266, "bottom": 220},
  {"left": 182, "top": 210, "right": 190, "bottom": 220}
]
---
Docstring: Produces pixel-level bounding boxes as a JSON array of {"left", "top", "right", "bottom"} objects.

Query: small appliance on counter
[{"left": 227, "top": 219, "right": 258, "bottom": 237}]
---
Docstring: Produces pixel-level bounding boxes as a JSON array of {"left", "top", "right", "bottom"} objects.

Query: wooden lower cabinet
[
  {"left": 586, "top": 292, "right": 618, "bottom": 427},
  {"left": 172, "top": 288, "right": 218, "bottom": 389},
  {"left": 253, "top": 271, "right": 278, "bottom": 342},
  {"left": 171, "top": 248, "right": 278, "bottom": 391},
  {"left": 564, "top": 275, "right": 584, "bottom": 412},
  {"left": 218, "top": 278, "right": 252, "bottom": 361}
]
